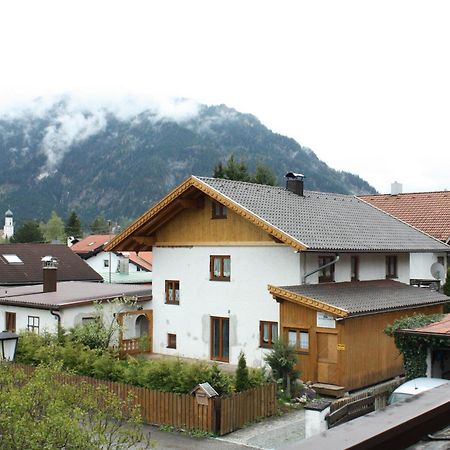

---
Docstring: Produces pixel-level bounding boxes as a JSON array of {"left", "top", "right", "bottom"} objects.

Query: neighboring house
[
  {"left": 0, "top": 243, "right": 103, "bottom": 285},
  {"left": 396, "top": 313, "right": 450, "bottom": 380},
  {"left": 0, "top": 209, "right": 14, "bottom": 240},
  {"left": 106, "top": 174, "right": 449, "bottom": 385},
  {"left": 0, "top": 258, "right": 152, "bottom": 352},
  {"left": 71, "top": 235, "right": 152, "bottom": 284},
  {"left": 359, "top": 191, "right": 450, "bottom": 283}
]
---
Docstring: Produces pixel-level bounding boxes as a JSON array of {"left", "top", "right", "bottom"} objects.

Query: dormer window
[{"left": 212, "top": 201, "right": 227, "bottom": 219}]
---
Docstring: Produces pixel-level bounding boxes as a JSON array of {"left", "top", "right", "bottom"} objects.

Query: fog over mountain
[{"left": 0, "top": 95, "right": 376, "bottom": 227}]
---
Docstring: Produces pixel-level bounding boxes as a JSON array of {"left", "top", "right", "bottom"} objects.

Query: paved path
[
  {"left": 216, "top": 408, "right": 305, "bottom": 450},
  {"left": 139, "top": 408, "right": 305, "bottom": 449}
]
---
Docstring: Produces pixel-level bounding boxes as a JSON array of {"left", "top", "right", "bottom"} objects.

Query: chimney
[
  {"left": 285, "top": 172, "right": 305, "bottom": 196},
  {"left": 391, "top": 181, "right": 403, "bottom": 195},
  {"left": 41, "top": 256, "right": 58, "bottom": 293}
]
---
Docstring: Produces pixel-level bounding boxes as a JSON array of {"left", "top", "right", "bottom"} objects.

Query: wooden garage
[{"left": 269, "top": 280, "right": 449, "bottom": 391}]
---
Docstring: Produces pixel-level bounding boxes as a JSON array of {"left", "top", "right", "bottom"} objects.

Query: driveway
[{"left": 140, "top": 408, "right": 305, "bottom": 449}]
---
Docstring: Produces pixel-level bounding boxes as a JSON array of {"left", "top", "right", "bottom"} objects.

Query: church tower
[{"left": 4, "top": 209, "right": 14, "bottom": 239}]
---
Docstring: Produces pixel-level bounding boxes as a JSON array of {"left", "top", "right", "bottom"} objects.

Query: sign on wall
[{"left": 316, "top": 312, "right": 336, "bottom": 328}]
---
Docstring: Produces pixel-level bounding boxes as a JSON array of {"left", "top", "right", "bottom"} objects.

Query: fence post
[
  {"left": 212, "top": 397, "right": 222, "bottom": 435},
  {"left": 304, "top": 400, "right": 331, "bottom": 438}
]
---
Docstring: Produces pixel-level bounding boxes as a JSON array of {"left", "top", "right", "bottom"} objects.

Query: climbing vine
[{"left": 385, "top": 314, "right": 448, "bottom": 380}]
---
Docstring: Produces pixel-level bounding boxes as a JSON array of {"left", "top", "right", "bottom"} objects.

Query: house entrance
[
  {"left": 211, "top": 316, "right": 229, "bottom": 362},
  {"left": 117, "top": 309, "right": 153, "bottom": 357},
  {"left": 317, "top": 332, "right": 338, "bottom": 384}
]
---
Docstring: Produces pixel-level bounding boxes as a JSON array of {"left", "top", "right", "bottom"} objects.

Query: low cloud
[{"left": 0, "top": 93, "right": 200, "bottom": 178}]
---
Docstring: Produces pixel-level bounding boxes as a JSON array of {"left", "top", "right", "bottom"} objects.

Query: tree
[
  {"left": 251, "top": 164, "right": 277, "bottom": 186},
  {"left": 0, "top": 364, "right": 154, "bottom": 449},
  {"left": 264, "top": 338, "right": 300, "bottom": 398},
  {"left": 213, "top": 154, "right": 250, "bottom": 182},
  {"left": 235, "top": 351, "right": 250, "bottom": 392},
  {"left": 40, "top": 211, "right": 65, "bottom": 242},
  {"left": 65, "top": 210, "right": 82, "bottom": 237},
  {"left": 90, "top": 215, "right": 110, "bottom": 234},
  {"left": 10, "top": 220, "right": 44, "bottom": 243},
  {"left": 213, "top": 155, "right": 277, "bottom": 186}
]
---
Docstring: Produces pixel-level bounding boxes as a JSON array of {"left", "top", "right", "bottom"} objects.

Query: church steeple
[{"left": 4, "top": 209, "right": 14, "bottom": 239}]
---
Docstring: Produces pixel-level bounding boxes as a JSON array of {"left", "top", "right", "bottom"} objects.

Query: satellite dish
[{"left": 430, "top": 262, "right": 445, "bottom": 280}]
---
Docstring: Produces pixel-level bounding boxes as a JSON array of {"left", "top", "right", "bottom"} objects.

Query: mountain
[{"left": 0, "top": 97, "right": 376, "bottom": 228}]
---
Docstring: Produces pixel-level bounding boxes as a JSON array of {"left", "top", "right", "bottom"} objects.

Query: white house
[
  {"left": 71, "top": 235, "right": 152, "bottom": 284},
  {"left": 0, "top": 259, "right": 152, "bottom": 350},
  {"left": 106, "top": 174, "right": 449, "bottom": 368}
]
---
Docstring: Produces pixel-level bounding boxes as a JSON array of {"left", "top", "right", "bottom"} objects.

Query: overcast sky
[{"left": 1, "top": 0, "right": 449, "bottom": 193}]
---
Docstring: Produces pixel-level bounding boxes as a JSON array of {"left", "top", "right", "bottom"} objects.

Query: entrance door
[
  {"left": 317, "top": 333, "right": 338, "bottom": 384},
  {"left": 211, "top": 317, "right": 229, "bottom": 362}
]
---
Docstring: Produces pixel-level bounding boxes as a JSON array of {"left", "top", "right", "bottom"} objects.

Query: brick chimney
[
  {"left": 41, "top": 256, "right": 58, "bottom": 293},
  {"left": 285, "top": 172, "right": 305, "bottom": 196}
]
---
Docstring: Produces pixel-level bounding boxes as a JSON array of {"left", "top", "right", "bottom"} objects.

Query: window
[
  {"left": 103, "top": 259, "right": 109, "bottom": 268},
  {"left": 210, "top": 255, "right": 231, "bottom": 281},
  {"left": 260, "top": 321, "right": 278, "bottom": 348},
  {"left": 211, "top": 317, "right": 229, "bottom": 362},
  {"left": 27, "top": 316, "right": 40, "bottom": 333},
  {"left": 81, "top": 316, "right": 95, "bottom": 325},
  {"left": 212, "top": 201, "right": 227, "bottom": 219},
  {"left": 2, "top": 254, "right": 23, "bottom": 265},
  {"left": 167, "top": 333, "right": 177, "bottom": 349},
  {"left": 165, "top": 280, "right": 180, "bottom": 304},
  {"left": 5, "top": 312, "right": 16, "bottom": 333},
  {"left": 351, "top": 256, "right": 359, "bottom": 282},
  {"left": 286, "top": 328, "right": 309, "bottom": 353},
  {"left": 386, "top": 255, "right": 398, "bottom": 279},
  {"left": 318, "top": 256, "right": 335, "bottom": 283}
]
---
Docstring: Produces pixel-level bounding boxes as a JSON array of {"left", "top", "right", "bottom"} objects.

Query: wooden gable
[
  {"left": 156, "top": 196, "right": 276, "bottom": 246},
  {"left": 106, "top": 176, "right": 305, "bottom": 252}
]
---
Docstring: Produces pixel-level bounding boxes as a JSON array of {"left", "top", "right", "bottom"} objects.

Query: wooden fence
[{"left": 11, "top": 364, "right": 277, "bottom": 436}]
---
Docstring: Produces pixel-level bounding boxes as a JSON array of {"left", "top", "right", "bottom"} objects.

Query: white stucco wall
[
  {"left": 152, "top": 245, "right": 301, "bottom": 367},
  {"left": 86, "top": 252, "right": 143, "bottom": 274},
  {"left": 303, "top": 252, "right": 410, "bottom": 284},
  {"left": 410, "top": 253, "right": 447, "bottom": 283}
]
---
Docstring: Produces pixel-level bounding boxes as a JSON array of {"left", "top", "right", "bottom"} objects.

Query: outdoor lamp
[{"left": 0, "top": 331, "right": 19, "bottom": 361}]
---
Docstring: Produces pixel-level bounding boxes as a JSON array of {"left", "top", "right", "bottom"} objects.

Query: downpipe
[{"left": 302, "top": 254, "right": 340, "bottom": 284}]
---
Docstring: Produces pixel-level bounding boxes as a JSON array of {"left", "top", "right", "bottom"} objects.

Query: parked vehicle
[{"left": 388, "top": 377, "right": 450, "bottom": 404}]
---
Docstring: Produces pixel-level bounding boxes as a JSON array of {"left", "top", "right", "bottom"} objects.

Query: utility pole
[{"left": 108, "top": 220, "right": 112, "bottom": 284}]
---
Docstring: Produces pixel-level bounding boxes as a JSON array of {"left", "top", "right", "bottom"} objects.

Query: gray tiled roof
[
  {"left": 278, "top": 280, "right": 449, "bottom": 317},
  {"left": 196, "top": 177, "right": 450, "bottom": 252},
  {"left": 0, "top": 281, "right": 152, "bottom": 310}
]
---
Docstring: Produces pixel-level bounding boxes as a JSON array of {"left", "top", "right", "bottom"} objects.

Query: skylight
[{"left": 2, "top": 254, "right": 23, "bottom": 264}]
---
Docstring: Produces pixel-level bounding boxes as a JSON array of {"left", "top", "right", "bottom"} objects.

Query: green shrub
[
  {"left": 235, "top": 352, "right": 250, "bottom": 392},
  {"left": 264, "top": 338, "right": 300, "bottom": 398}
]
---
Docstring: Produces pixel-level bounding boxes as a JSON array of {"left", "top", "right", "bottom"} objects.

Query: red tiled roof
[
  {"left": 359, "top": 191, "right": 450, "bottom": 242},
  {"left": 405, "top": 313, "right": 450, "bottom": 337},
  {"left": 71, "top": 235, "right": 115, "bottom": 254},
  {"left": 126, "top": 252, "right": 152, "bottom": 271}
]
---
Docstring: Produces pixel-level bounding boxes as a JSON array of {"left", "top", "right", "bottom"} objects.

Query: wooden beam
[
  {"left": 176, "top": 198, "right": 204, "bottom": 209},
  {"left": 132, "top": 236, "right": 157, "bottom": 246}
]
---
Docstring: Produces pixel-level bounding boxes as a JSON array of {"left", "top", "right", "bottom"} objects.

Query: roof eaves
[
  {"left": 193, "top": 177, "right": 308, "bottom": 251},
  {"left": 267, "top": 284, "right": 348, "bottom": 318}
]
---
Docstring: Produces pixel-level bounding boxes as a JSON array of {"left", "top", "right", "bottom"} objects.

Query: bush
[
  {"left": 385, "top": 313, "right": 445, "bottom": 379},
  {"left": 0, "top": 364, "right": 154, "bottom": 449},
  {"left": 235, "top": 352, "right": 250, "bottom": 392}
]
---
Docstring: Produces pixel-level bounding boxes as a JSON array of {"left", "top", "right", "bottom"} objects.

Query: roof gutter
[{"left": 302, "top": 254, "right": 340, "bottom": 284}]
